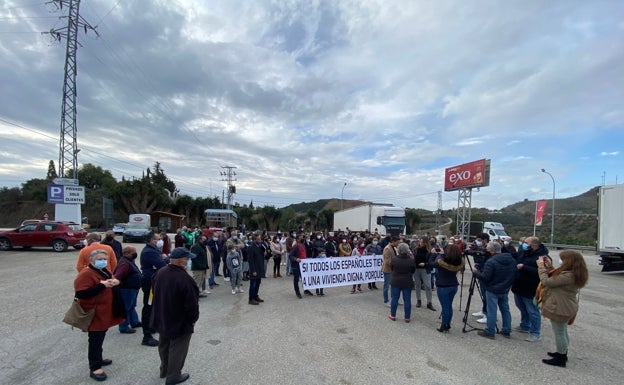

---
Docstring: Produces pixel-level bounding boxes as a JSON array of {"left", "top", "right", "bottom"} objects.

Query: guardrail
[{"left": 543, "top": 243, "right": 596, "bottom": 252}]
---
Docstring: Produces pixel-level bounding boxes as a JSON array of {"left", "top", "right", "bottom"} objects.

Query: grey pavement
[{"left": 0, "top": 242, "right": 623, "bottom": 385}]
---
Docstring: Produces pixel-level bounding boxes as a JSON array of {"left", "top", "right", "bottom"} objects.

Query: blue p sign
[{"left": 47, "top": 184, "right": 65, "bottom": 204}]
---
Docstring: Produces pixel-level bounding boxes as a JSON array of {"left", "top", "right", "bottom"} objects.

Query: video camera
[{"left": 464, "top": 248, "right": 488, "bottom": 266}]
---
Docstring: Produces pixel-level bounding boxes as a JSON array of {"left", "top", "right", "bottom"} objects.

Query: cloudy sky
[{"left": 1, "top": 0, "right": 622, "bottom": 211}]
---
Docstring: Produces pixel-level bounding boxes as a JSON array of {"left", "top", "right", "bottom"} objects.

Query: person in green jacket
[{"left": 190, "top": 234, "right": 210, "bottom": 297}]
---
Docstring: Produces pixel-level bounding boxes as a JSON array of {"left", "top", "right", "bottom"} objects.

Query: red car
[{"left": 0, "top": 221, "right": 88, "bottom": 252}]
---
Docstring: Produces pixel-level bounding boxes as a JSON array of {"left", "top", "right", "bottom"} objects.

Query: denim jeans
[
  {"left": 550, "top": 320, "right": 569, "bottom": 354},
  {"left": 292, "top": 268, "right": 301, "bottom": 295},
  {"left": 514, "top": 293, "right": 541, "bottom": 336},
  {"left": 248, "top": 277, "right": 261, "bottom": 300},
  {"left": 484, "top": 290, "right": 511, "bottom": 335},
  {"left": 383, "top": 272, "right": 391, "bottom": 303},
  {"left": 118, "top": 288, "right": 140, "bottom": 331},
  {"left": 437, "top": 285, "right": 458, "bottom": 325},
  {"left": 390, "top": 286, "right": 412, "bottom": 319},
  {"left": 208, "top": 263, "right": 216, "bottom": 286},
  {"left": 286, "top": 253, "right": 292, "bottom": 274}
]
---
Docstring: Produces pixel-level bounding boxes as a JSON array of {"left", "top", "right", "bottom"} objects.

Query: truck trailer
[
  {"left": 597, "top": 184, "right": 624, "bottom": 272},
  {"left": 333, "top": 204, "right": 406, "bottom": 236}
]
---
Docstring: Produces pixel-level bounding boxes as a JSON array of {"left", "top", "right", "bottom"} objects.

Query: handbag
[{"left": 63, "top": 298, "right": 95, "bottom": 332}]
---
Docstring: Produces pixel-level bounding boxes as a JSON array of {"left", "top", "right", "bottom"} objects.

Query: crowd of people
[{"left": 70, "top": 225, "right": 589, "bottom": 382}]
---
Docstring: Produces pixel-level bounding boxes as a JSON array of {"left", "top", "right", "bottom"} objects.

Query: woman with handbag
[
  {"left": 537, "top": 250, "right": 588, "bottom": 367},
  {"left": 74, "top": 249, "right": 125, "bottom": 381}
]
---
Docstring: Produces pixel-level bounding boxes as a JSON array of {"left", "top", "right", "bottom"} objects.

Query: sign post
[{"left": 48, "top": 179, "right": 84, "bottom": 224}]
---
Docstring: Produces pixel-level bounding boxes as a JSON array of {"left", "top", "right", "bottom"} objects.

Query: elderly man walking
[{"left": 151, "top": 247, "right": 200, "bottom": 385}]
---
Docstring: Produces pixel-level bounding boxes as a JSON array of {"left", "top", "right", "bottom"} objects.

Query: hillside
[{"left": 285, "top": 187, "right": 600, "bottom": 245}]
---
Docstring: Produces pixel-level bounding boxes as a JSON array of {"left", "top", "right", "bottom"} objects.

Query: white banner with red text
[{"left": 300, "top": 255, "right": 384, "bottom": 290}]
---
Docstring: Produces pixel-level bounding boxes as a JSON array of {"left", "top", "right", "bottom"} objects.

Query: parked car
[
  {"left": 112, "top": 223, "right": 127, "bottom": 235},
  {"left": 0, "top": 221, "right": 88, "bottom": 252}
]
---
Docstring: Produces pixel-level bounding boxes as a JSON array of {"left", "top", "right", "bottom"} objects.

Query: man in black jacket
[
  {"left": 247, "top": 234, "right": 266, "bottom": 305},
  {"left": 151, "top": 247, "right": 199, "bottom": 385},
  {"left": 472, "top": 241, "right": 517, "bottom": 339}
]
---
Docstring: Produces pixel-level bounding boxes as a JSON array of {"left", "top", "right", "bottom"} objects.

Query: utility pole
[
  {"left": 220, "top": 166, "right": 237, "bottom": 210},
  {"left": 45, "top": 0, "right": 97, "bottom": 178},
  {"left": 436, "top": 190, "right": 442, "bottom": 234},
  {"left": 44, "top": 0, "right": 97, "bottom": 224}
]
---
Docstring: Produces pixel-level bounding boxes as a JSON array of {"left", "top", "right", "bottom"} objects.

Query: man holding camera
[
  {"left": 471, "top": 241, "right": 517, "bottom": 339},
  {"left": 466, "top": 233, "right": 490, "bottom": 324}
]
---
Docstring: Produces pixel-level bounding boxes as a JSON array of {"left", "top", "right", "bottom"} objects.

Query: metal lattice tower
[
  {"left": 46, "top": 0, "right": 96, "bottom": 178},
  {"left": 435, "top": 190, "right": 442, "bottom": 233},
  {"left": 456, "top": 188, "right": 472, "bottom": 241},
  {"left": 220, "top": 166, "right": 237, "bottom": 210}
]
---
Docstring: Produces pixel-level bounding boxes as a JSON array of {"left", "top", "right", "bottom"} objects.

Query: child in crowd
[{"left": 226, "top": 243, "right": 243, "bottom": 294}]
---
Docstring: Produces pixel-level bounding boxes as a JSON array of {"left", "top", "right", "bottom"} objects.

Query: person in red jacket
[{"left": 74, "top": 249, "right": 125, "bottom": 382}]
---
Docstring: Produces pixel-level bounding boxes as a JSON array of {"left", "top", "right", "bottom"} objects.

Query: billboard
[{"left": 444, "top": 159, "right": 491, "bottom": 191}]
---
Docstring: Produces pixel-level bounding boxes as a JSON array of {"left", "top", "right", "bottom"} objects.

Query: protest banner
[{"left": 300, "top": 255, "right": 384, "bottom": 290}]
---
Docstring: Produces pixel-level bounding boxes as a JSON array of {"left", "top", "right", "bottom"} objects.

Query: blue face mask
[
  {"left": 213, "top": 237, "right": 218, "bottom": 241},
  {"left": 93, "top": 260, "right": 107, "bottom": 269},
  {"left": 521, "top": 243, "right": 529, "bottom": 251}
]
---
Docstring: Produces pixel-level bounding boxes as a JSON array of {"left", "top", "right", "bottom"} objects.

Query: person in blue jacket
[
  {"left": 139, "top": 232, "right": 168, "bottom": 346},
  {"left": 472, "top": 241, "right": 518, "bottom": 339}
]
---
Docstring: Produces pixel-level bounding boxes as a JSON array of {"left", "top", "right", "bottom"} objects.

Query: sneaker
[
  {"left": 526, "top": 334, "right": 541, "bottom": 342},
  {"left": 477, "top": 330, "right": 495, "bottom": 340},
  {"left": 476, "top": 316, "right": 487, "bottom": 324},
  {"left": 388, "top": 315, "right": 396, "bottom": 321},
  {"left": 500, "top": 332, "right": 511, "bottom": 339},
  {"left": 350, "top": 290, "right": 356, "bottom": 294},
  {"left": 224, "top": 277, "right": 230, "bottom": 282},
  {"left": 514, "top": 326, "right": 530, "bottom": 333},
  {"left": 472, "top": 311, "right": 484, "bottom": 317},
  {"left": 296, "top": 293, "right": 302, "bottom": 299},
  {"left": 357, "top": 287, "right": 363, "bottom": 292},
  {"left": 236, "top": 288, "right": 244, "bottom": 293},
  {"left": 384, "top": 302, "right": 391, "bottom": 308},
  {"left": 232, "top": 289, "right": 236, "bottom": 295}
]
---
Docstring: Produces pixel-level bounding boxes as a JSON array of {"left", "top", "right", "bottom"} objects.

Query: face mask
[
  {"left": 373, "top": 241, "right": 378, "bottom": 245},
  {"left": 504, "top": 241, "right": 509, "bottom": 246},
  {"left": 342, "top": 239, "right": 347, "bottom": 243},
  {"left": 317, "top": 236, "right": 321, "bottom": 239},
  {"left": 232, "top": 236, "right": 238, "bottom": 240},
  {"left": 475, "top": 240, "right": 482, "bottom": 247},
  {"left": 360, "top": 243, "right": 365, "bottom": 248},
  {"left": 213, "top": 237, "right": 218, "bottom": 241},
  {"left": 521, "top": 243, "right": 529, "bottom": 251},
  {"left": 130, "top": 252, "right": 138, "bottom": 259},
  {"left": 93, "top": 260, "right": 107, "bottom": 269},
  {"left": 156, "top": 239, "right": 164, "bottom": 248}
]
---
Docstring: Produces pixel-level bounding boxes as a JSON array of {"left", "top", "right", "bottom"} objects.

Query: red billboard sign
[{"left": 444, "top": 159, "right": 491, "bottom": 191}]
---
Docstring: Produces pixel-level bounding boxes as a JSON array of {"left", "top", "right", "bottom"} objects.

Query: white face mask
[
  {"left": 475, "top": 240, "right": 483, "bottom": 247},
  {"left": 156, "top": 239, "right": 164, "bottom": 249}
]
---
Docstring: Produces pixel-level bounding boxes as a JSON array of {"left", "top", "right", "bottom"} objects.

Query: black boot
[
  {"left": 416, "top": 300, "right": 422, "bottom": 308},
  {"left": 542, "top": 353, "right": 567, "bottom": 367},
  {"left": 427, "top": 302, "right": 437, "bottom": 311},
  {"left": 547, "top": 352, "right": 568, "bottom": 363},
  {"left": 436, "top": 324, "right": 450, "bottom": 333}
]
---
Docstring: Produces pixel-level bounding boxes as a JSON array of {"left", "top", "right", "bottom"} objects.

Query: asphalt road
[{"left": 0, "top": 241, "right": 623, "bottom": 385}]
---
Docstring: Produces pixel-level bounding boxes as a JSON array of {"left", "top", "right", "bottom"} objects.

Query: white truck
[
  {"left": 122, "top": 214, "right": 152, "bottom": 243},
  {"left": 483, "top": 222, "right": 512, "bottom": 242},
  {"left": 597, "top": 184, "right": 624, "bottom": 272},
  {"left": 333, "top": 204, "right": 406, "bottom": 236}
]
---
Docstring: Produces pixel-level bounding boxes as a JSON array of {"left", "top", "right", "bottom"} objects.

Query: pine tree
[{"left": 46, "top": 160, "right": 58, "bottom": 180}]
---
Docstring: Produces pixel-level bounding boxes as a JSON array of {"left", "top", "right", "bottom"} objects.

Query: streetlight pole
[
  {"left": 341, "top": 182, "right": 347, "bottom": 211},
  {"left": 541, "top": 168, "right": 555, "bottom": 244}
]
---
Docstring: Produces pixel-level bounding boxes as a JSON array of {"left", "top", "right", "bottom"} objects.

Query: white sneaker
[
  {"left": 232, "top": 289, "right": 236, "bottom": 295},
  {"left": 472, "top": 311, "right": 484, "bottom": 317},
  {"left": 237, "top": 288, "right": 244, "bottom": 293},
  {"left": 224, "top": 277, "right": 230, "bottom": 282},
  {"left": 476, "top": 316, "right": 487, "bottom": 324},
  {"left": 525, "top": 334, "right": 541, "bottom": 342},
  {"left": 203, "top": 290, "right": 211, "bottom": 295},
  {"left": 385, "top": 302, "right": 391, "bottom": 307}
]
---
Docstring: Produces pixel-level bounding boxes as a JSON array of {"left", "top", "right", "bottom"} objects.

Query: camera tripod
[{"left": 460, "top": 255, "right": 485, "bottom": 333}]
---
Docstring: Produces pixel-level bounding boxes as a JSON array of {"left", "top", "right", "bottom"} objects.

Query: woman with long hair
[
  {"left": 434, "top": 244, "right": 465, "bottom": 332},
  {"left": 537, "top": 250, "right": 589, "bottom": 367}
]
